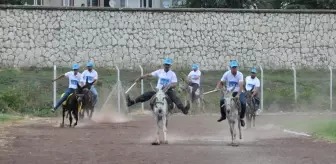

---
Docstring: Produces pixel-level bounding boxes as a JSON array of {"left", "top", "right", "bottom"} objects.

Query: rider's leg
[
  {"left": 191, "top": 83, "right": 199, "bottom": 102},
  {"left": 51, "top": 88, "right": 74, "bottom": 112},
  {"left": 126, "top": 91, "right": 156, "bottom": 107},
  {"left": 232, "top": 92, "right": 246, "bottom": 127},
  {"left": 217, "top": 96, "right": 226, "bottom": 122},
  {"left": 166, "top": 89, "right": 190, "bottom": 115},
  {"left": 90, "top": 86, "right": 98, "bottom": 106},
  {"left": 239, "top": 92, "right": 246, "bottom": 127}
]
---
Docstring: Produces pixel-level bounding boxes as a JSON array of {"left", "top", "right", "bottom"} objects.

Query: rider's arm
[
  {"left": 53, "top": 74, "right": 65, "bottom": 81},
  {"left": 53, "top": 72, "right": 71, "bottom": 81},
  {"left": 192, "top": 71, "right": 201, "bottom": 80},
  {"left": 170, "top": 73, "right": 178, "bottom": 89},
  {"left": 252, "top": 78, "right": 261, "bottom": 96},
  {"left": 217, "top": 72, "right": 228, "bottom": 89},
  {"left": 91, "top": 71, "right": 98, "bottom": 85},
  {"left": 237, "top": 73, "right": 244, "bottom": 94}
]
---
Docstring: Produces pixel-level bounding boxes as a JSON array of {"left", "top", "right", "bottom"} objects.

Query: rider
[
  {"left": 216, "top": 60, "right": 246, "bottom": 127},
  {"left": 245, "top": 68, "right": 261, "bottom": 115},
  {"left": 81, "top": 61, "right": 98, "bottom": 106},
  {"left": 126, "top": 58, "right": 190, "bottom": 115},
  {"left": 51, "top": 63, "right": 84, "bottom": 113},
  {"left": 187, "top": 64, "right": 201, "bottom": 103}
]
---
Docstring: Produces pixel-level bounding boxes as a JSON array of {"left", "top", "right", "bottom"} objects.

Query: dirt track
[{"left": 0, "top": 113, "right": 336, "bottom": 164}]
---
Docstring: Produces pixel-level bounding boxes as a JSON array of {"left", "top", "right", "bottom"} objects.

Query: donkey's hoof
[
  {"left": 160, "top": 140, "right": 168, "bottom": 144},
  {"left": 73, "top": 123, "right": 77, "bottom": 127},
  {"left": 231, "top": 143, "right": 239, "bottom": 147},
  {"left": 151, "top": 142, "right": 160, "bottom": 146}
]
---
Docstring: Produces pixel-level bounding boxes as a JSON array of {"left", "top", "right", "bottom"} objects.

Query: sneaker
[
  {"left": 182, "top": 101, "right": 190, "bottom": 115},
  {"left": 50, "top": 108, "right": 55, "bottom": 113},
  {"left": 240, "top": 119, "right": 245, "bottom": 127},
  {"left": 256, "top": 109, "right": 261, "bottom": 116},
  {"left": 217, "top": 116, "right": 226, "bottom": 122},
  {"left": 126, "top": 94, "right": 134, "bottom": 107}
]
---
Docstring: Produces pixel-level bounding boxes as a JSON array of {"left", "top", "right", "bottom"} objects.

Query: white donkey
[
  {"left": 149, "top": 84, "right": 172, "bottom": 145},
  {"left": 221, "top": 85, "right": 242, "bottom": 146}
]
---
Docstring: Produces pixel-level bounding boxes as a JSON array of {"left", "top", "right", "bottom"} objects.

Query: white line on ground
[{"left": 283, "top": 129, "right": 311, "bottom": 137}]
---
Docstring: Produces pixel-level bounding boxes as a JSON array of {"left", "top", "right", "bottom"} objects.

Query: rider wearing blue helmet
[
  {"left": 216, "top": 60, "right": 246, "bottom": 127},
  {"left": 187, "top": 64, "right": 202, "bottom": 102},
  {"left": 81, "top": 61, "right": 98, "bottom": 106},
  {"left": 51, "top": 63, "right": 85, "bottom": 112},
  {"left": 126, "top": 58, "right": 190, "bottom": 115},
  {"left": 245, "top": 67, "right": 261, "bottom": 115}
]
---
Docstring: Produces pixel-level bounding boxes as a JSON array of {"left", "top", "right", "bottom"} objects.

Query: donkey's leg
[
  {"left": 238, "top": 117, "right": 242, "bottom": 140},
  {"left": 89, "top": 107, "right": 94, "bottom": 119},
  {"left": 162, "top": 116, "right": 168, "bottom": 144},
  {"left": 73, "top": 110, "right": 78, "bottom": 127},
  {"left": 69, "top": 111, "right": 73, "bottom": 127},
  {"left": 232, "top": 121, "right": 238, "bottom": 147},
  {"left": 60, "top": 108, "right": 65, "bottom": 128},
  {"left": 152, "top": 116, "right": 160, "bottom": 145},
  {"left": 228, "top": 121, "right": 234, "bottom": 145}
]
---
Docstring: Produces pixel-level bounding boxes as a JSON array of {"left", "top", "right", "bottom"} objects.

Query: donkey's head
[
  {"left": 75, "top": 82, "right": 86, "bottom": 104},
  {"left": 245, "top": 85, "right": 255, "bottom": 102},
  {"left": 178, "top": 78, "right": 188, "bottom": 93},
  {"left": 222, "top": 84, "right": 237, "bottom": 114},
  {"left": 153, "top": 84, "right": 171, "bottom": 114}
]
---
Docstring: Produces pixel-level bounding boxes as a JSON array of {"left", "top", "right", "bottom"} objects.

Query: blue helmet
[
  {"left": 230, "top": 60, "right": 239, "bottom": 67},
  {"left": 251, "top": 68, "right": 257, "bottom": 74},
  {"left": 192, "top": 64, "right": 198, "bottom": 69},
  {"left": 87, "top": 61, "right": 94, "bottom": 67},
  {"left": 72, "top": 63, "right": 80, "bottom": 70},
  {"left": 163, "top": 58, "right": 172, "bottom": 65}
]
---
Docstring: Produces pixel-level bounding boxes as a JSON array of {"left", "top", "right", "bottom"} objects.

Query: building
[{"left": 24, "top": 0, "right": 183, "bottom": 8}]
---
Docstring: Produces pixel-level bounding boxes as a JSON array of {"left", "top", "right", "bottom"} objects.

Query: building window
[
  {"left": 120, "top": 0, "right": 125, "bottom": 7},
  {"left": 63, "top": 0, "right": 74, "bottom": 6},
  {"left": 140, "top": 0, "right": 152, "bottom": 8},
  {"left": 87, "top": 0, "right": 99, "bottom": 6},
  {"left": 25, "top": 0, "right": 43, "bottom": 5}
]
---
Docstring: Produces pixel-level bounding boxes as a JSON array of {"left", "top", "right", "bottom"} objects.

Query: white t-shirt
[
  {"left": 151, "top": 69, "right": 178, "bottom": 89},
  {"left": 188, "top": 70, "right": 201, "bottom": 85},
  {"left": 82, "top": 69, "right": 98, "bottom": 84},
  {"left": 220, "top": 71, "right": 244, "bottom": 92},
  {"left": 245, "top": 76, "right": 260, "bottom": 91},
  {"left": 65, "top": 71, "right": 84, "bottom": 89}
]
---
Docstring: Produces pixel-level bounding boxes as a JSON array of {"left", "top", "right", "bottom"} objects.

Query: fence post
[
  {"left": 258, "top": 65, "right": 264, "bottom": 112},
  {"left": 115, "top": 65, "right": 121, "bottom": 113},
  {"left": 53, "top": 65, "right": 57, "bottom": 107},
  {"left": 329, "top": 66, "right": 333, "bottom": 110},
  {"left": 139, "top": 65, "right": 144, "bottom": 111},
  {"left": 292, "top": 65, "right": 297, "bottom": 103}
]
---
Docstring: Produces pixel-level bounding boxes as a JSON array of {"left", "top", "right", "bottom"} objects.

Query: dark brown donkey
[
  {"left": 79, "top": 77, "right": 95, "bottom": 120},
  {"left": 60, "top": 83, "right": 86, "bottom": 128}
]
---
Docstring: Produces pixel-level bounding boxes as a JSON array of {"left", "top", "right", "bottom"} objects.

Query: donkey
[
  {"left": 245, "top": 86, "right": 257, "bottom": 128},
  {"left": 60, "top": 83, "right": 86, "bottom": 128},
  {"left": 149, "top": 84, "right": 173, "bottom": 145},
  {"left": 221, "top": 85, "right": 242, "bottom": 146},
  {"left": 79, "top": 77, "right": 95, "bottom": 120},
  {"left": 178, "top": 78, "right": 205, "bottom": 114}
]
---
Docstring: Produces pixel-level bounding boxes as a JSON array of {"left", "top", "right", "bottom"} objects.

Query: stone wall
[{"left": 1, "top": 6, "right": 336, "bottom": 70}]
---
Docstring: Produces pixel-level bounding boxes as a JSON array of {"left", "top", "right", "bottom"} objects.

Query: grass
[
  {"left": 0, "top": 67, "right": 335, "bottom": 117},
  {"left": 283, "top": 118, "right": 336, "bottom": 142},
  {"left": 0, "top": 114, "right": 22, "bottom": 123}
]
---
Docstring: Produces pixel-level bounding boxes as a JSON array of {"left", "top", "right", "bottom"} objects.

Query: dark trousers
[
  {"left": 252, "top": 91, "right": 260, "bottom": 108},
  {"left": 133, "top": 89, "right": 185, "bottom": 110},
  {"left": 188, "top": 82, "right": 199, "bottom": 102},
  {"left": 219, "top": 92, "right": 246, "bottom": 119}
]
